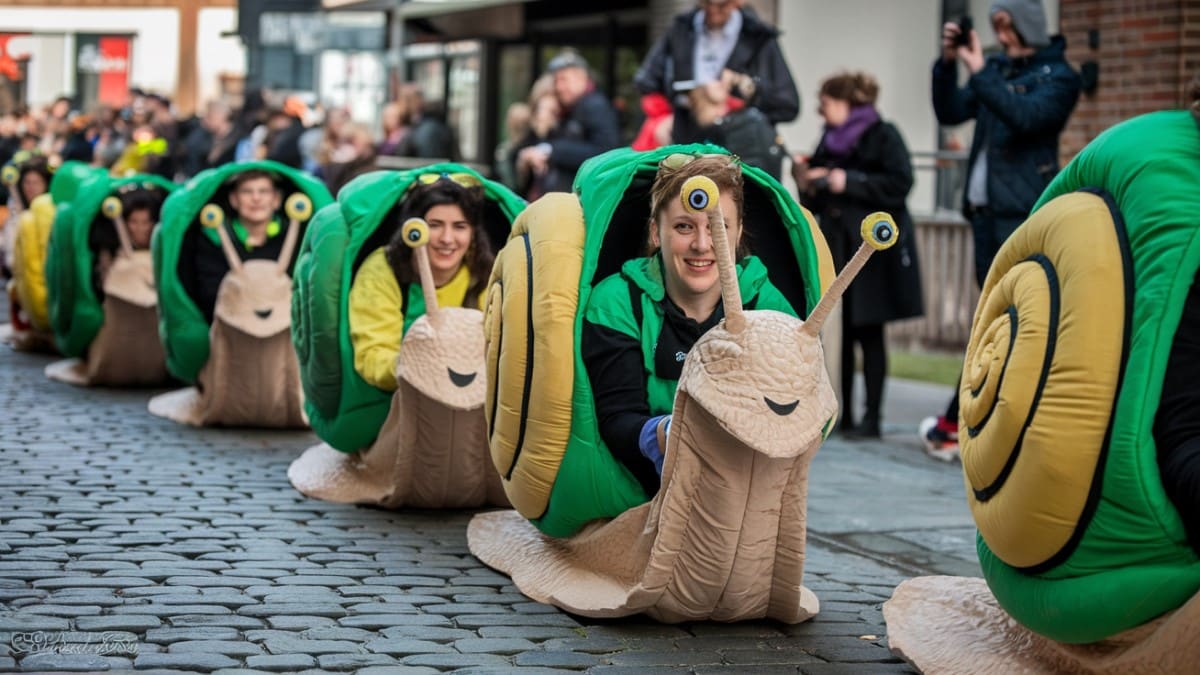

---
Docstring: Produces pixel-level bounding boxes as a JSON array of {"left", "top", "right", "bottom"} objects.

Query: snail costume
[
  {"left": 287, "top": 166, "right": 523, "bottom": 507},
  {"left": 44, "top": 174, "right": 176, "bottom": 386},
  {"left": 147, "top": 161, "right": 332, "bottom": 427},
  {"left": 468, "top": 145, "right": 900, "bottom": 623},
  {"left": 2, "top": 153, "right": 71, "bottom": 352},
  {"left": 885, "top": 110, "right": 1200, "bottom": 673}
]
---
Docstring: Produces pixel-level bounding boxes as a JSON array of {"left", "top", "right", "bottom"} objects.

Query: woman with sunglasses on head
[
  {"left": 348, "top": 175, "right": 493, "bottom": 391},
  {"left": 580, "top": 153, "right": 798, "bottom": 498}
]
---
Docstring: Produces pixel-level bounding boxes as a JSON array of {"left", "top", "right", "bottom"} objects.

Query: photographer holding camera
[
  {"left": 922, "top": 0, "right": 1081, "bottom": 459},
  {"left": 794, "top": 71, "right": 923, "bottom": 440}
]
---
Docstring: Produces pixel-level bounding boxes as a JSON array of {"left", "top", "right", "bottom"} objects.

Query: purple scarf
[{"left": 821, "top": 105, "right": 880, "bottom": 157}]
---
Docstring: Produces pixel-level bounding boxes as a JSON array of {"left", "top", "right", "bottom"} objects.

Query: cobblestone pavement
[{"left": 0, "top": 330, "right": 976, "bottom": 674}]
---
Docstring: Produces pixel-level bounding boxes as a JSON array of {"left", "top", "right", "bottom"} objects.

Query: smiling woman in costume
[
  {"left": 581, "top": 153, "right": 797, "bottom": 496},
  {"left": 349, "top": 175, "right": 493, "bottom": 392}
]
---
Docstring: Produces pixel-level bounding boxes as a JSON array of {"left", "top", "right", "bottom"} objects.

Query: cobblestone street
[{"left": 0, "top": 334, "right": 976, "bottom": 674}]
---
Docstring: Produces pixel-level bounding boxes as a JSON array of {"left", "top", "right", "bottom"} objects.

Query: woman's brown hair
[
  {"left": 819, "top": 71, "right": 880, "bottom": 106},
  {"left": 384, "top": 179, "right": 493, "bottom": 307},
  {"left": 647, "top": 153, "right": 750, "bottom": 259}
]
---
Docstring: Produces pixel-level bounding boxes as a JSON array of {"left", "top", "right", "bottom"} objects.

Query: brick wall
[{"left": 1059, "top": 0, "right": 1200, "bottom": 160}]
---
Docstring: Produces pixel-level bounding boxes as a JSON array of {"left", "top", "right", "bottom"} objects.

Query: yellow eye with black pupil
[
  {"left": 200, "top": 203, "right": 225, "bottom": 229},
  {"left": 284, "top": 193, "right": 312, "bottom": 221},
  {"left": 860, "top": 212, "right": 899, "bottom": 250},
  {"left": 401, "top": 218, "right": 430, "bottom": 248},
  {"left": 102, "top": 196, "right": 122, "bottom": 218}
]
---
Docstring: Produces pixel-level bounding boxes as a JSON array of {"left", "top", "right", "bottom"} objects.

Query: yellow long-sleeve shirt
[{"left": 348, "top": 247, "right": 483, "bottom": 391}]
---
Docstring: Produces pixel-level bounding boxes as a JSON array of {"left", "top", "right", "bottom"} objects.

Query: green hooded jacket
[{"left": 586, "top": 254, "right": 797, "bottom": 416}]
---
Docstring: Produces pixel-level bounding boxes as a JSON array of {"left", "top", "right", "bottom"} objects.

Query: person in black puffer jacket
[
  {"left": 923, "top": 0, "right": 1081, "bottom": 460},
  {"left": 933, "top": 0, "right": 1080, "bottom": 286}
]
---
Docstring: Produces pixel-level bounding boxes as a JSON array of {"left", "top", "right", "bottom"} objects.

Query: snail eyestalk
[
  {"left": 402, "top": 217, "right": 441, "bottom": 323},
  {"left": 679, "top": 175, "right": 744, "bottom": 333},
  {"left": 102, "top": 196, "right": 135, "bottom": 256},
  {"left": 802, "top": 212, "right": 898, "bottom": 337},
  {"left": 199, "top": 203, "right": 242, "bottom": 273},
  {"left": 275, "top": 193, "right": 311, "bottom": 275}
]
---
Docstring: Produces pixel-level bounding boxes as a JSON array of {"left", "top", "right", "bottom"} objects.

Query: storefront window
[
  {"left": 447, "top": 45, "right": 479, "bottom": 161},
  {"left": 319, "top": 50, "right": 385, "bottom": 129},
  {"left": 405, "top": 40, "right": 483, "bottom": 162},
  {"left": 496, "top": 44, "right": 532, "bottom": 144}
]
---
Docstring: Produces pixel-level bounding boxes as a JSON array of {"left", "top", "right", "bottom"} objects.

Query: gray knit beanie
[{"left": 990, "top": 0, "right": 1050, "bottom": 48}]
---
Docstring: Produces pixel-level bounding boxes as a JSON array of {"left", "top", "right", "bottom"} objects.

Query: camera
[
  {"left": 955, "top": 16, "right": 973, "bottom": 48},
  {"left": 811, "top": 175, "right": 830, "bottom": 191}
]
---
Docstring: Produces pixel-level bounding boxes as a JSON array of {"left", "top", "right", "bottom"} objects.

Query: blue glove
[{"left": 638, "top": 415, "right": 671, "bottom": 476}]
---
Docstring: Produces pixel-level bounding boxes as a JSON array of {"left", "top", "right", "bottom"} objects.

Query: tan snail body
[
  {"left": 147, "top": 194, "right": 312, "bottom": 427},
  {"left": 468, "top": 176, "right": 895, "bottom": 622},
  {"left": 46, "top": 195, "right": 169, "bottom": 386},
  {"left": 288, "top": 218, "right": 508, "bottom": 508}
]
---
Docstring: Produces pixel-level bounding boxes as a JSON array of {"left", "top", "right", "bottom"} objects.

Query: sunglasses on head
[
  {"left": 412, "top": 171, "right": 483, "bottom": 190},
  {"left": 657, "top": 152, "right": 738, "bottom": 172}
]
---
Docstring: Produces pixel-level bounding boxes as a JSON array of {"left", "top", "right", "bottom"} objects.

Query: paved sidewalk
[{"left": 0, "top": 335, "right": 975, "bottom": 674}]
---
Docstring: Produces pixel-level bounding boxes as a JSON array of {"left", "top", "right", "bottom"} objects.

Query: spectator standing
[
  {"left": 512, "top": 93, "right": 562, "bottom": 201},
  {"left": 493, "top": 101, "right": 531, "bottom": 190},
  {"left": 322, "top": 122, "right": 378, "bottom": 195},
  {"left": 923, "top": 0, "right": 1081, "bottom": 459},
  {"left": 795, "top": 72, "right": 923, "bottom": 440},
  {"left": 376, "top": 100, "right": 411, "bottom": 157},
  {"left": 397, "top": 85, "right": 458, "bottom": 160},
  {"left": 634, "top": 0, "right": 799, "bottom": 177},
  {"left": 514, "top": 50, "right": 620, "bottom": 194}
]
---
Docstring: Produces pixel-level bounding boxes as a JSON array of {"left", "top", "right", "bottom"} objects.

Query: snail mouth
[
  {"left": 448, "top": 368, "right": 477, "bottom": 388},
  {"left": 254, "top": 308, "right": 273, "bottom": 319},
  {"left": 764, "top": 396, "right": 799, "bottom": 416}
]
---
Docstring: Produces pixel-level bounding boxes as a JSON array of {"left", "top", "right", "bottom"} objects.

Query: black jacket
[
  {"left": 805, "top": 120, "right": 923, "bottom": 327},
  {"left": 634, "top": 7, "right": 800, "bottom": 145},
  {"left": 932, "top": 36, "right": 1081, "bottom": 219},
  {"left": 398, "top": 114, "right": 459, "bottom": 161},
  {"left": 545, "top": 89, "right": 621, "bottom": 193},
  {"left": 177, "top": 224, "right": 291, "bottom": 324}
]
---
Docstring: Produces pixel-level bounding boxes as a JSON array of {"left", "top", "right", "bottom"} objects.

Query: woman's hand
[
  {"left": 825, "top": 168, "right": 847, "bottom": 194},
  {"left": 790, "top": 154, "right": 809, "bottom": 191}
]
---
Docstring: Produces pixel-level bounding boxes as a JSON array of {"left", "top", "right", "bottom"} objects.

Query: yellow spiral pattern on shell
[
  {"left": 961, "top": 191, "right": 1129, "bottom": 571},
  {"left": 284, "top": 193, "right": 313, "bottom": 222},
  {"left": 483, "top": 193, "right": 585, "bottom": 519},
  {"left": 101, "top": 196, "right": 122, "bottom": 219},
  {"left": 401, "top": 218, "right": 429, "bottom": 248}
]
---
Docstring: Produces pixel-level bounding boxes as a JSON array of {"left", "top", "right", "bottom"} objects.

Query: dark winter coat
[
  {"left": 634, "top": 6, "right": 800, "bottom": 147},
  {"left": 805, "top": 120, "right": 923, "bottom": 327},
  {"left": 398, "top": 113, "right": 459, "bottom": 161},
  {"left": 932, "top": 36, "right": 1080, "bottom": 219},
  {"left": 545, "top": 89, "right": 621, "bottom": 193}
]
